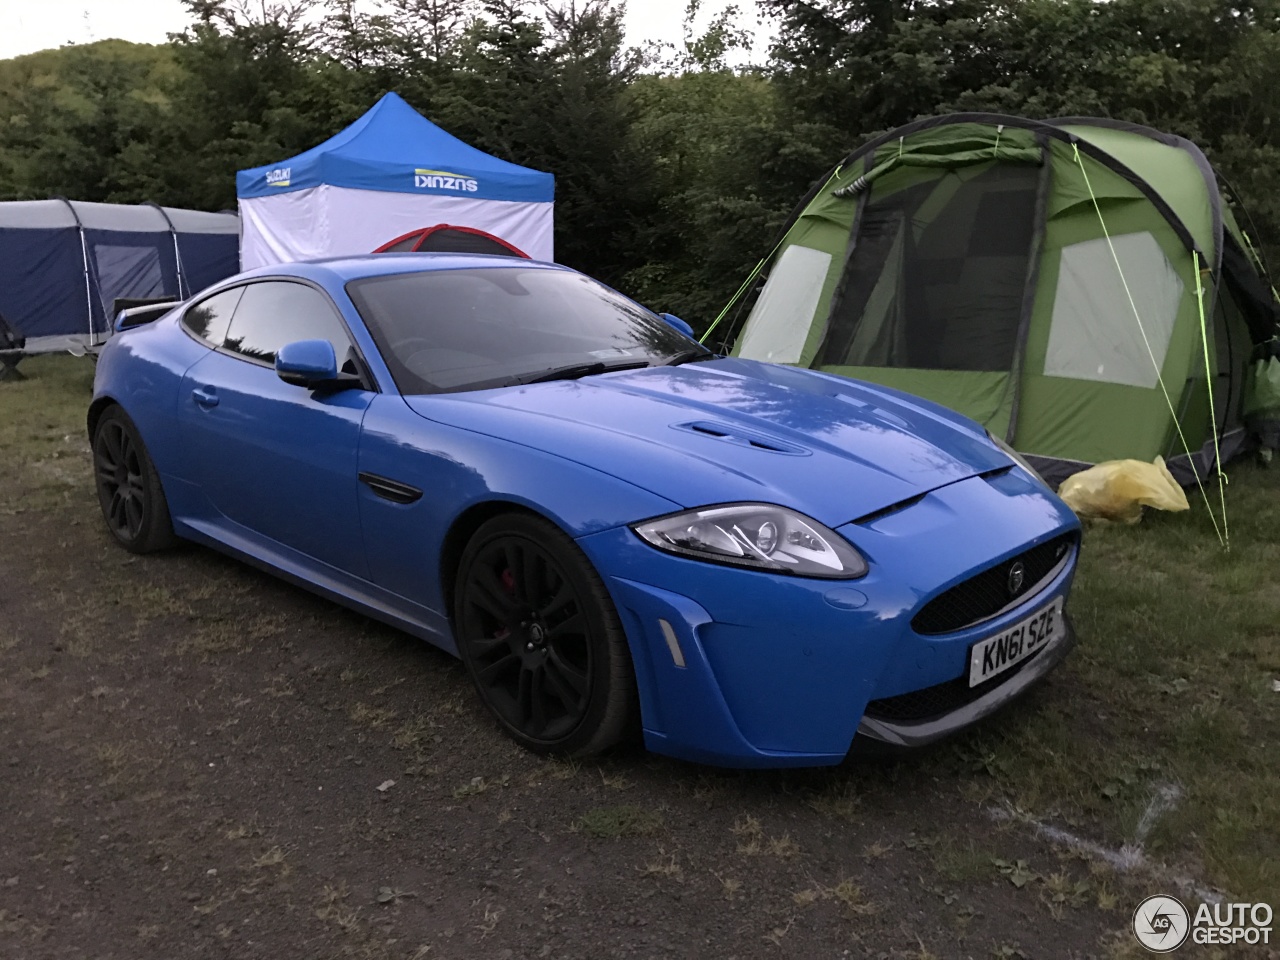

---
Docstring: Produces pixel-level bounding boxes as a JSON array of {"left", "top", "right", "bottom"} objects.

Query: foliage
[
  {"left": 0, "top": 40, "right": 178, "bottom": 203},
  {"left": 3, "top": 0, "right": 1280, "bottom": 322},
  {"left": 762, "top": 0, "right": 1280, "bottom": 270}
]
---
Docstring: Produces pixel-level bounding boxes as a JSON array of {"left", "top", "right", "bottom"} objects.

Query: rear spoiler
[{"left": 115, "top": 299, "right": 180, "bottom": 332}]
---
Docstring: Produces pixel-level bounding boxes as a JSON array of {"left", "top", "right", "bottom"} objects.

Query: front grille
[
  {"left": 864, "top": 644, "right": 1049, "bottom": 722},
  {"left": 910, "top": 533, "right": 1076, "bottom": 636}
]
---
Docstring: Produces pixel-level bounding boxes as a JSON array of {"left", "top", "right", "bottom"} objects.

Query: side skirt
[{"left": 173, "top": 515, "right": 457, "bottom": 655}]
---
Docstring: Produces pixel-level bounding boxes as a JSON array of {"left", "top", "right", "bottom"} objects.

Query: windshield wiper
[
  {"left": 661, "top": 348, "right": 717, "bottom": 366},
  {"left": 511, "top": 359, "right": 651, "bottom": 386}
]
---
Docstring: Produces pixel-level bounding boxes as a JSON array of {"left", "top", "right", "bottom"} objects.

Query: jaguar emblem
[{"left": 1007, "top": 561, "right": 1026, "bottom": 596}]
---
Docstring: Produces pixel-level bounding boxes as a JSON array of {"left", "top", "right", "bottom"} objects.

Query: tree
[{"left": 0, "top": 41, "right": 175, "bottom": 202}]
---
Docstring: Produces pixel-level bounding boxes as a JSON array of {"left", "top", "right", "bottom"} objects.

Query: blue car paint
[
  {"left": 96, "top": 306, "right": 218, "bottom": 484},
  {"left": 90, "top": 253, "right": 1082, "bottom": 768},
  {"left": 573, "top": 468, "right": 1077, "bottom": 766},
  {"left": 401, "top": 359, "right": 1013, "bottom": 529},
  {"left": 355, "top": 393, "right": 682, "bottom": 630},
  {"left": 180, "top": 351, "right": 376, "bottom": 576}
]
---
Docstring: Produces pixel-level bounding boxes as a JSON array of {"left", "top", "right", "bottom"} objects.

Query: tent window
[
  {"left": 736, "top": 245, "right": 833, "bottom": 364},
  {"left": 383, "top": 235, "right": 421, "bottom": 252},
  {"left": 93, "top": 244, "right": 165, "bottom": 320},
  {"left": 417, "top": 227, "right": 520, "bottom": 256},
  {"left": 1044, "top": 232, "right": 1183, "bottom": 389},
  {"left": 819, "top": 162, "right": 1040, "bottom": 372}
]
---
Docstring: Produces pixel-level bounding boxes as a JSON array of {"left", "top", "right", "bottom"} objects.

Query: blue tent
[
  {"left": 0, "top": 200, "right": 240, "bottom": 351},
  {"left": 237, "top": 92, "right": 554, "bottom": 203},
  {"left": 237, "top": 92, "right": 555, "bottom": 267}
]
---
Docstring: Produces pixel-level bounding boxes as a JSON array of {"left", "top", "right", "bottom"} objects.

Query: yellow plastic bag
[{"left": 1057, "top": 456, "right": 1190, "bottom": 524}]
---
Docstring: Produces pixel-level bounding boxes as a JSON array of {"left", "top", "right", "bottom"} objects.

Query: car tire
[
  {"left": 92, "top": 406, "right": 176, "bottom": 554},
  {"left": 453, "top": 512, "right": 638, "bottom": 757}
]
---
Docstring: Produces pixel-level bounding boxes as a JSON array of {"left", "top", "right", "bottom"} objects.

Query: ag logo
[
  {"left": 1007, "top": 560, "right": 1025, "bottom": 596},
  {"left": 1133, "top": 895, "right": 1190, "bottom": 952}
]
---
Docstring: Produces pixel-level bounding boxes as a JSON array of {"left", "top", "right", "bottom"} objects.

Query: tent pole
[
  {"left": 147, "top": 201, "right": 187, "bottom": 300},
  {"left": 701, "top": 164, "right": 845, "bottom": 348},
  {"left": 1005, "top": 134, "right": 1054, "bottom": 444},
  {"left": 55, "top": 196, "right": 96, "bottom": 347},
  {"left": 1071, "top": 145, "right": 1226, "bottom": 547},
  {"left": 1193, "top": 250, "right": 1230, "bottom": 549}
]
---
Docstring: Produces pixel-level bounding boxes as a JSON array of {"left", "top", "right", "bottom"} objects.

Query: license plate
[{"left": 968, "top": 596, "right": 1064, "bottom": 687}]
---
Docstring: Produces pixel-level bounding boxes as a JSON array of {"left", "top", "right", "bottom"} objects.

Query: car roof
[{"left": 236, "top": 252, "right": 566, "bottom": 286}]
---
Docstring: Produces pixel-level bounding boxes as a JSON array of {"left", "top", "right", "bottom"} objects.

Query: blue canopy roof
[{"left": 236, "top": 92, "right": 554, "bottom": 203}]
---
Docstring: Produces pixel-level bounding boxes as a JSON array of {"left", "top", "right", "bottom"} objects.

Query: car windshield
[{"left": 346, "top": 266, "right": 705, "bottom": 394}]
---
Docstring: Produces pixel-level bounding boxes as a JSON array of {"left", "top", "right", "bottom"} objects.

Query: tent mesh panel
[
  {"left": 417, "top": 228, "right": 517, "bottom": 256},
  {"left": 820, "top": 163, "right": 1040, "bottom": 372}
]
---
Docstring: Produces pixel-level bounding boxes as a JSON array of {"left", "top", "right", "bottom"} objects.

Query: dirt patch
[{"left": 3, "top": 494, "right": 1149, "bottom": 960}]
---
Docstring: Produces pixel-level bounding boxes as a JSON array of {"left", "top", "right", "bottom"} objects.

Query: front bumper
[
  {"left": 854, "top": 611, "right": 1078, "bottom": 749},
  {"left": 575, "top": 470, "right": 1081, "bottom": 769}
]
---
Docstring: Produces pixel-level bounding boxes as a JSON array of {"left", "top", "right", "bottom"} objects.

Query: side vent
[{"left": 359, "top": 472, "right": 423, "bottom": 505}]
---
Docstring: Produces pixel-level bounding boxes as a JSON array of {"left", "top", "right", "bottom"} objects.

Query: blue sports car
[{"left": 89, "top": 254, "right": 1081, "bottom": 768}]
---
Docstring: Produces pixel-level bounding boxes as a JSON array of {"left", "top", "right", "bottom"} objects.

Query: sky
[{"left": 0, "top": 0, "right": 772, "bottom": 63}]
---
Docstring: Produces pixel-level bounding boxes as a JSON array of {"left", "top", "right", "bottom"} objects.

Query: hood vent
[
  {"left": 853, "top": 466, "right": 1013, "bottom": 526},
  {"left": 672, "top": 421, "right": 809, "bottom": 456},
  {"left": 853, "top": 493, "right": 927, "bottom": 526}
]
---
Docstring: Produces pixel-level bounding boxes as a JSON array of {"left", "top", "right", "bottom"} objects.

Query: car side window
[
  {"left": 220, "top": 281, "right": 354, "bottom": 367},
  {"left": 182, "top": 286, "right": 244, "bottom": 346}
]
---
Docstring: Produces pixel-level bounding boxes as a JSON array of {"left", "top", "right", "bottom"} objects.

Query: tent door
[
  {"left": 820, "top": 161, "right": 1041, "bottom": 375},
  {"left": 92, "top": 243, "right": 166, "bottom": 329}
]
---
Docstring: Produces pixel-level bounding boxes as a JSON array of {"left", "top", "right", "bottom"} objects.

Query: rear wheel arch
[
  {"left": 91, "top": 404, "right": 176, "bottom": 553},
  {"left": 87, "top": 396, "right": 119, "bottom": 444}
]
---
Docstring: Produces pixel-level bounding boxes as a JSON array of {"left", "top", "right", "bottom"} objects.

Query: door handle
[{"left": 192, "top": 386, "right": 219, "bottom": 408}]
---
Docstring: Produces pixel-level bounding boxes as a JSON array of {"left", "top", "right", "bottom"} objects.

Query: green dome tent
[{"left": 723, "top": 115, "right": 1280, "bottom": 485}]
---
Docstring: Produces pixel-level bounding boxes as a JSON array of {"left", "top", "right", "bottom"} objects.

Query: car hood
[{"left": 403, "top": 358, "right": 1012, "bottom": 527}]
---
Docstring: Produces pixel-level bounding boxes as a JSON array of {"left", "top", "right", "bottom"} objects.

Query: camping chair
[{"left": 0, "top": 310, "right": 27, "bottom": 382}]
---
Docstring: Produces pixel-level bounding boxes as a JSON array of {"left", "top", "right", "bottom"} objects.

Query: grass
[
  {"left": 577, "top": 804, "right": 664, "bottom": 838},
  {"left": 0, "top": 354, "right": 95, "bottom": 512},
  {"left": 4, "top": 355, "right": 1277, "bottom": 902},
  {"left": 928, "top": 464, "right": 1280, "bottom": 900}
]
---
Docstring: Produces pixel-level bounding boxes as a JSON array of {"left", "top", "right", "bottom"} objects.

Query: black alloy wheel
[
  {"left": 92, "top": 407, "right": 175, "bottom": 553},
  {"left": 454, "top": 513, "right": 637, "bottom": 756}
]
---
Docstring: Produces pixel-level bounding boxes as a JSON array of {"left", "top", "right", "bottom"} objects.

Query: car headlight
[
  {"left": 985, "top": 430, "right": 1048, "bottom": 488},
  {"left": 632, "top": 503, "right": 868, "bottom": 579}
]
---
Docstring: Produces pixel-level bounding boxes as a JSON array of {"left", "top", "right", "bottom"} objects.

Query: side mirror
[
  {"left": 276, "top": 339, "right": 340, "bottom": 389},
  {"left": 659, "top": 313, "right": 695, "bottom": 338}
]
